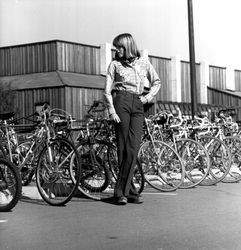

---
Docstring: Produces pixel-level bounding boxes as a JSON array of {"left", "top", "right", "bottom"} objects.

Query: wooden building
[
  {"left": 1, "top": 39, "right": 241, "bottom": 122},
  {"left": 0, "top": 40, "right": 105, "bottom": 121}
]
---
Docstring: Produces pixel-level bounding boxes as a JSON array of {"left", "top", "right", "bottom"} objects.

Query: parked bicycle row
[
  {"left": 1, "top": 101, "right": 241, "bottom": 211},
  {"left": 139, "top": 107, "right": 241, "bottom": 192},
  {"left": 0, "top": 103, "right": 81, "bottom": 211}
]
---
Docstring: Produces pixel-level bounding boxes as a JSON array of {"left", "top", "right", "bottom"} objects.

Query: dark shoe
[
  {"left": 116, "top": 196, "right": 127, "bottom": 205},
  {"left": 127, "top": 195, "right": 144, "bottom": 204}
]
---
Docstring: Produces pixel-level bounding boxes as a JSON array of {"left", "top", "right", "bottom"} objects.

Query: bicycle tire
[
  {"left": 36, "top": 138, "right": 81, "bottom": 206},
  {"left": 175, "top": 138, "right": 211, "bottom": 188},
  {"left": 222, "top": 136, "right": 241, "bottom": 183},
  {"left": 0, "top": 158, "right": 22, "bottom": 212},
  {"left": 138, "top": 140, "right": 185, "bottom": 192},
  {"left": 198, "top": 135, "right": 231, "bottom": 185},
  {"left": 75, "top": 139, "right": 113, "bottom": 200}
]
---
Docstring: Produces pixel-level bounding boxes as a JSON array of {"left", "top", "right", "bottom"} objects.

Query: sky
[{"left": 1, "top": 0, "right": 241, "bottom": 69}]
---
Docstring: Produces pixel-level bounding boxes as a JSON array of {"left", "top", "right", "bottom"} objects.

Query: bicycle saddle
[{"left": 0, "top": 112, "right": 15, "bottom": 120}]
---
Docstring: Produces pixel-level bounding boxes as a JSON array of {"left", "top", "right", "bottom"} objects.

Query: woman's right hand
[{"left": 110, "top": 113, "right": 121, "bottom": 123}]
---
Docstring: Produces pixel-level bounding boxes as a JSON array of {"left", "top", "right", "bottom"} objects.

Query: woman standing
[{"left": 104, "top": 33, "right": 161, "bottom": 205}]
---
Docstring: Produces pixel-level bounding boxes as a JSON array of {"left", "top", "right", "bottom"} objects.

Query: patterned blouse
[{"left": 104, "top": 56, "right": 161, "bottom": 115}]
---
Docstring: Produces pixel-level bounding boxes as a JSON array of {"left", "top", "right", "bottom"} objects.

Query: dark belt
[{"left": 112, "top": 89, "right": 143, "bottom": 97}]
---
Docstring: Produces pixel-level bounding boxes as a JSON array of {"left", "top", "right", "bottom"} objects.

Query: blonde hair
[{"left": 113, "top": 33, "right": 141, "bottom": 62}]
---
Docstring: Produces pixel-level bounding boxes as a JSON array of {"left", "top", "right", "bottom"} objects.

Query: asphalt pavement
[{"left": 1, "top": 182, "right": 241, "bottom": 250}]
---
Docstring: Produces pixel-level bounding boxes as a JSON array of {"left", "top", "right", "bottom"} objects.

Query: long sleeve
[
  {"left": 144, "top": 60, "right": 161, "bottom": 103},
  {"left": 103, "top": 58, "right": 162, "bottom": 112},
  {"left": 103, "top": 62, "right": 116, "bottom": 115}
]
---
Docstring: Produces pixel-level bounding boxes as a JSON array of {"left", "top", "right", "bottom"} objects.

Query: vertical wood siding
[
  {"left": 209, "top": 65, "right": 226, "bottom": 89},
  {"left": 148, "top": 56, "right": 171, "bottom": 102},
  {"left": 57, "top": 41, "right": 100, "bottom": 75},
  {"left": 208, "top": 88, "right": 241, "bottom": 107},
  {"left": 0, "top": 42, "right": 58, "bottom": 76},
  {"left": 181, "top": 61, "right": 201, "bottom": 103},
  {"left": 0, "top": 40, "right": 101, "bottom": 77},
  {"left": 208, "top": 87, "right": 241, "bottom": 120},
  {"left": 12, "top": 87, "right": 103, "bottom": 122},
  {"left": 235, "top": 70, "right": 241, "bottom": 91},
  {"left": 65, "top": 87, "right": 105, "bottom": 120},
  {"left": 15, "top": 87, "right": 65, "bottom": 123},
  {"left": 181, "top": 61, "right": 191, "bottom": 103}
]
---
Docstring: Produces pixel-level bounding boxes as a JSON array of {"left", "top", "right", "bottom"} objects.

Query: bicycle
[
  {"left": 0, "top": 112, "right": 38, "bottom": 185},
  {"left": 0, "top": 105, "right": 81, "bottom": 206},
  {"left": 188, "top": 115, "right": 232, "bottom": 185},
  {"left": 138, "top": 116, "right": 185, "bottom": 192},
  {"left": 210, "top": 111, "right": 241, "bottom": 183},
  {"left": 150, "top": 110, "right": 211, "bottom": 188},
  {"left": 0, "top": 157, "right": 22, "bottom": 212}
]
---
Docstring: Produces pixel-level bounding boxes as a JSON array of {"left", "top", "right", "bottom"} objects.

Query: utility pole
[{"left": 187, "top": 0, "right": 197, "bottom": 119}]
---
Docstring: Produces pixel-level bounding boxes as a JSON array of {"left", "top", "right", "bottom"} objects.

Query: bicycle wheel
[
  {"left": 222, "top": 136, "right": 241, "bottom": 183},
  {"left": 36, "top": 138, "right": 81, "bottom": 206},
  {"left": 0, "top": 158, "right": 22, "bottom": 212},
  {"left": 138, "top": 140, "right": 185, "bottom": 192},
  {"left": 75, "top": 139, "right": 112, "bottom": 200},
  {"left": 198, "top": 136, "right": 231, "bottom": 185},
  {"left": 175, "top": 138, "right": 210, "bottom": 188}
]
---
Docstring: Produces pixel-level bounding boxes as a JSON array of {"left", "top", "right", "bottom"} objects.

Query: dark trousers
[{"left": 113, "top": 91, "right": 144, "bottom": 197}]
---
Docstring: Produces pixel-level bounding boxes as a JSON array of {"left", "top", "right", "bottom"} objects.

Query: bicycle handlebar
[{"left": 88, "top": 100, "right": 107, "bottom": 114}]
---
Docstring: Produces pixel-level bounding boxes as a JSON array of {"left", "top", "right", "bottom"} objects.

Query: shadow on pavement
[{"left": 20, "top": 196, "right": 49, "bottom": 206}]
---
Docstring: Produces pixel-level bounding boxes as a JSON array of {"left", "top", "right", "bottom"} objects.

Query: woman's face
[{"left": 114, "top": 46, "right": 124, "bottom": 58}]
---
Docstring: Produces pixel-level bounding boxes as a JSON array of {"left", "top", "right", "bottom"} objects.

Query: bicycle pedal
[{"left": 0, "top": 180, "right": 8, "bottom": 190}]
